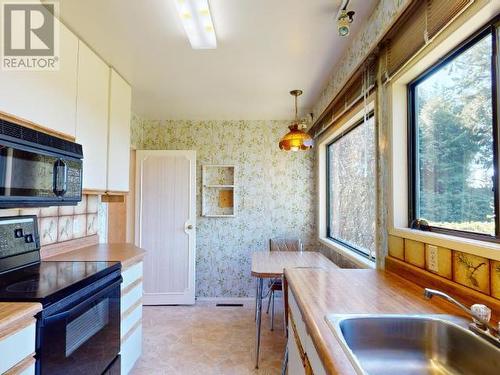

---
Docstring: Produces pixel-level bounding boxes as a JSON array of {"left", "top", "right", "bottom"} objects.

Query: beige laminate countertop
[
  {"left": 284, "top": 268, "right": 469, "bottom": 375},
  {"left": 46, "top": 243, "right": 146, "bottom": 269},
  {"left": 0, "top": 302, "right": 41, "bottom": 337}
]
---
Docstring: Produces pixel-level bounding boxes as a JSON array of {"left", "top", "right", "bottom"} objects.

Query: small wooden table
[{"left": 251, "top": 251, "right": 337, "bottom": 369}]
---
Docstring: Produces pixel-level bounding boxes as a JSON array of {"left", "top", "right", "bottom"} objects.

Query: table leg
[
  {"left": 283, "top": 275, "right": 288, "bottom": 335},
  {"left": 254, "top": 278, "right": 258, "bottom": 322},
  {"left": 255, "top": 277, "right": 263, "bottom": 369}
]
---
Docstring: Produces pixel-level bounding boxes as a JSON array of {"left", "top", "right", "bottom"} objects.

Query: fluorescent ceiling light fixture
[{"left": 175, "top": 0, "right": 217, "bottom": 49}]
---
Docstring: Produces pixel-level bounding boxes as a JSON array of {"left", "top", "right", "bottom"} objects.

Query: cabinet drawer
[
  {"left": 0, "top": 322, "right": 36, "bottom": 374},
  {"left": 121, "top": 304, "right": 142, "bottom": 339},
  {"left": 288, "top": 289, "right": 327, "bottom": 375},
  {"left": 120, "top": 324, "right": 142, "bottom": 375},
  {"left": 288, "top": 289, "right": 308, "bottom": 343},
  {"left": 304, "top": 334, "right": 327, "bottom": 375},
  {"left": 121, "top": 282, "right": 142, "bottom": 314},
  {"left": 121, "top": 262, "right": 143, "bottom": 291},
  {"left": 4, "top": 357, "right": 35, "bottom": 375}
]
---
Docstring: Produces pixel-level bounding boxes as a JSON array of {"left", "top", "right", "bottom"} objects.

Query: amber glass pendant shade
[
  {"left": 279, "top": 123, "right": 313, "bottom": 151},
  {"left": 279, "top": 90, "right": 313, "bottom": 151}
]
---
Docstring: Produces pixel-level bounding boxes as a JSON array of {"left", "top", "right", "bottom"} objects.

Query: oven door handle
[{"left": 43, "top": 279, "right": 122, "bottom": 325}]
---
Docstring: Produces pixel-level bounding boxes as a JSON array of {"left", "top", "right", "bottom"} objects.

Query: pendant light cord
[{"left": 294, "top": 93, "right": 298, "bottom": 121}]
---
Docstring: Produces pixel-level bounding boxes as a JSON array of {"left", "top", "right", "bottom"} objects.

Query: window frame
[
  {"left": 407, "top": 21, "right": 500, "bottom": 243},
  {"left": 326, "top": 111, "right": 376, "bottom": 259}
]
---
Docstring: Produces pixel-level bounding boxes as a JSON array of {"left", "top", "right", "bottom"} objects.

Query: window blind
[
  {"left": 310, "top": 60, "right": 376, "bottom": 138},
  {"left": 311, "top": 0, "right": 474, "bottom": 136},
  {"left": 383, "top": 0, "right": 473, "bottom": 80}
]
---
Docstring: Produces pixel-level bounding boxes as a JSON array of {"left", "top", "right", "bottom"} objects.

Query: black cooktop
[{"left": 0, "top": 261, "right": 121, "bottom": 306}]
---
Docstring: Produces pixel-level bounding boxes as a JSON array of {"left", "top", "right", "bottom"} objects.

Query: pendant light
[{"left": 279, "top": 90, "right": 313, "bottom": 151}]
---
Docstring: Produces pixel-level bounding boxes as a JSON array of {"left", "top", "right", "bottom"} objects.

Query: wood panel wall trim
[
  {"left": 385, "top": 256, "right": 500, "bottom": 319},
  {"left": 121, "top": 278, "right": 143, "bottom": 296},
  {"left": 0, "top": 318, "right": 35, "bottom": 341},
  {"left": 41, "top": 235, "right": 99, "bottom": 259},
  {"left": 0, "top": 110, "right": 75, "bottom": 141},
  {"left": 3, "top": 355, "right": 36, "bottom": 375}
]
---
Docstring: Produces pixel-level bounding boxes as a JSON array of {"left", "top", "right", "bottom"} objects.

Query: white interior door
[{"left": 135, "top": 150, "right": 196, "bottom": 305}]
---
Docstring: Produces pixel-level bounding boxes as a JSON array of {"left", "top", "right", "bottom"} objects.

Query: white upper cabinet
[
  {"left": 107, "top": 69, "right": 132, "bottom": 192},
  {"left": 0, "top": 22, "right": 78, "bottom": 137},
  {"left": 76, "top": 41, "right": 110, "bottom": 191}
]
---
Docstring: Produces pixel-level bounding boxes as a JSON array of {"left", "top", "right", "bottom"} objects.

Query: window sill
[
  {"left": 390, "top": 227, "right": 500, "bottom": 261},
  {"left": 318, "top": 237, "right": 376, "bottom": 269}
]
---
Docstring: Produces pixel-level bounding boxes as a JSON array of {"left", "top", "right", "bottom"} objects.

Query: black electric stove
[
  {"left": 0, "top": 216, "right": 122, "bottom": 375},
  {"left": 0, "top": 260, "right": 121, "bottom": 306}
]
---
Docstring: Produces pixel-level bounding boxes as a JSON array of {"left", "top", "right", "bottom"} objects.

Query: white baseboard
[{"left": 195, "top": 297, "right": 255, "bottom": 305}]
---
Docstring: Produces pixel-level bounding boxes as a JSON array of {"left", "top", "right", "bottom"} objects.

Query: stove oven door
[{"left": 37, "top": 278, "right": 121, "bottom": 375}]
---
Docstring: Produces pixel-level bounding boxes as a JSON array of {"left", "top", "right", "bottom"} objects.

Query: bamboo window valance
[{"left": 310, "top": 0, "right": 474, "bottom": 138}]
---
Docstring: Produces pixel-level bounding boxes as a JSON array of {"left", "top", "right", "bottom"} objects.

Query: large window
[
  {"left": 327, "top": 113, "right": 376, "bottom": 259},
  {"left": 408, "top": 24, "right": 498, "bottom": 241}
]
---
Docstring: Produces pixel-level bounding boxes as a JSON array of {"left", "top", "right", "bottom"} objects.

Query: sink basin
[{"left": 326, "top": 314, "right": 500, "bottom": 375}]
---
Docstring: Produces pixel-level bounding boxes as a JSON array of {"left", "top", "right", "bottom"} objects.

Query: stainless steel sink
[{"left": 326, "top": 314, "right": 500, "bottom": 375}]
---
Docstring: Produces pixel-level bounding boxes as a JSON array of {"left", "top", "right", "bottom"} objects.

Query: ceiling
[{"left": 57, "top": 0, "right": 377, "bottom": 120}]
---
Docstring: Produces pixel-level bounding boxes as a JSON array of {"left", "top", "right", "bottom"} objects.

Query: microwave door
[
  {"left": 0, "top": 145, "right": 58, "bottom": 199},
  {"left": 0, "top": 146, "right": 13, "bottom": 196}
]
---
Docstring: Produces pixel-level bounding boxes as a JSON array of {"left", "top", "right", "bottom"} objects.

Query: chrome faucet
[{"left": 424, "top": 288, "right": 500, "bottom": 347}]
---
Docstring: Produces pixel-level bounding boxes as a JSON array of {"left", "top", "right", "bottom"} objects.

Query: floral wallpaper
[
  {"left": 131, "top": 114, "right": 316, "bottom": 297},
  {"left": 313, "top": 0, "right": 411, "bottom": 119}
]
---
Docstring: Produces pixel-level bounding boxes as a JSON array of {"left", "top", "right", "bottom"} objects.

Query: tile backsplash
[
  {"left": 388, "top": 235, "right": 500, "bottom": 300},
  {"left": 0, "top": 194, "right": 100, "bottom": 246}
]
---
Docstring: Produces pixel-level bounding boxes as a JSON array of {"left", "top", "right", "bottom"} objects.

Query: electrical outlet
[{"left": 427, "top": 245, "right": 439, "bottom": 272}]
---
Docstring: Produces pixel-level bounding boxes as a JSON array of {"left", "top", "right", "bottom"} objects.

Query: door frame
[{"left": 134, "top": 150, "right": 196, "bottom": 305}]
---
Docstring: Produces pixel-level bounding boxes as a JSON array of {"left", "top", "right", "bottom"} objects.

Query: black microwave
[{"left": 0, "top": 118, "right": 83, "bottom": 208}]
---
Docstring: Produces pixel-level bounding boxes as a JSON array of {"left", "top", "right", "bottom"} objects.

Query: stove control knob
[
  {"left": 24, "top": 234, "right": 34, "bottom": 243},
  {"left": 14, "top": 228, "right": 23, "bottom": 238}
]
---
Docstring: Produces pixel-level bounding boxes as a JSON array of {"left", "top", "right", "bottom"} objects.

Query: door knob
[{"left": 186, "top": 224, "right": 194, "bottom": 230}]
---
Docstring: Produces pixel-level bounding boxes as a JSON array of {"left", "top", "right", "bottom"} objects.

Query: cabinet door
[
  {"left": 288, "top": 319, "right": 306, "bottom": 375},
  {"left": 75, "top": 41, "right": 110, "bottom": 191},
  {"left": 0, "top": 22, "right": 78, "bottom": 137},
  {"left": 107, "top": 69, "right": 131, "bottom": 192}
]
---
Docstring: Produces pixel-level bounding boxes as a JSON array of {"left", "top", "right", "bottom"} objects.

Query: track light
[{"left": 337, "top": 10, "right": 355, "bottom": 37}]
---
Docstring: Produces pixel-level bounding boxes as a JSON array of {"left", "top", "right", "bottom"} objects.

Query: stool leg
[
  {"left": 266, "top": 289, "right": 272, "bottom": 314},
  {"left": 271, "top": 290, "right": 275, "bottom": 331}
]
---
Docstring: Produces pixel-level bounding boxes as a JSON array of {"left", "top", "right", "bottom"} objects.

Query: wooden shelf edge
[{"left": 0, "top": 110, "right": 75, "bottom": 142}]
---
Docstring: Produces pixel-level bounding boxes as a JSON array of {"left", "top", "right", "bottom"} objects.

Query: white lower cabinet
[
  {"left": 288, "top": 290, "right": 327, "bottom": 375},
  {"left": 120, "top": 261, "right": 144, "bottom": 375},
  {"left": 0, "top": 321, "right": 36, "bottom": 375}
]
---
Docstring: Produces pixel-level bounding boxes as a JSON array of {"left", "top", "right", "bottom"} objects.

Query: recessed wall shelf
[{"left": 202, "top": 165, "right": 236, "bottom": 217}]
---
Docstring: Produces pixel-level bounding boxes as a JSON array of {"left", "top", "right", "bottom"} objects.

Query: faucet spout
[
  {"left": 423, "top": 288, "right": 473, "bottom": 315},
  {"left": 423, "top": 288, "right": 499, "bottom": 339}
]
